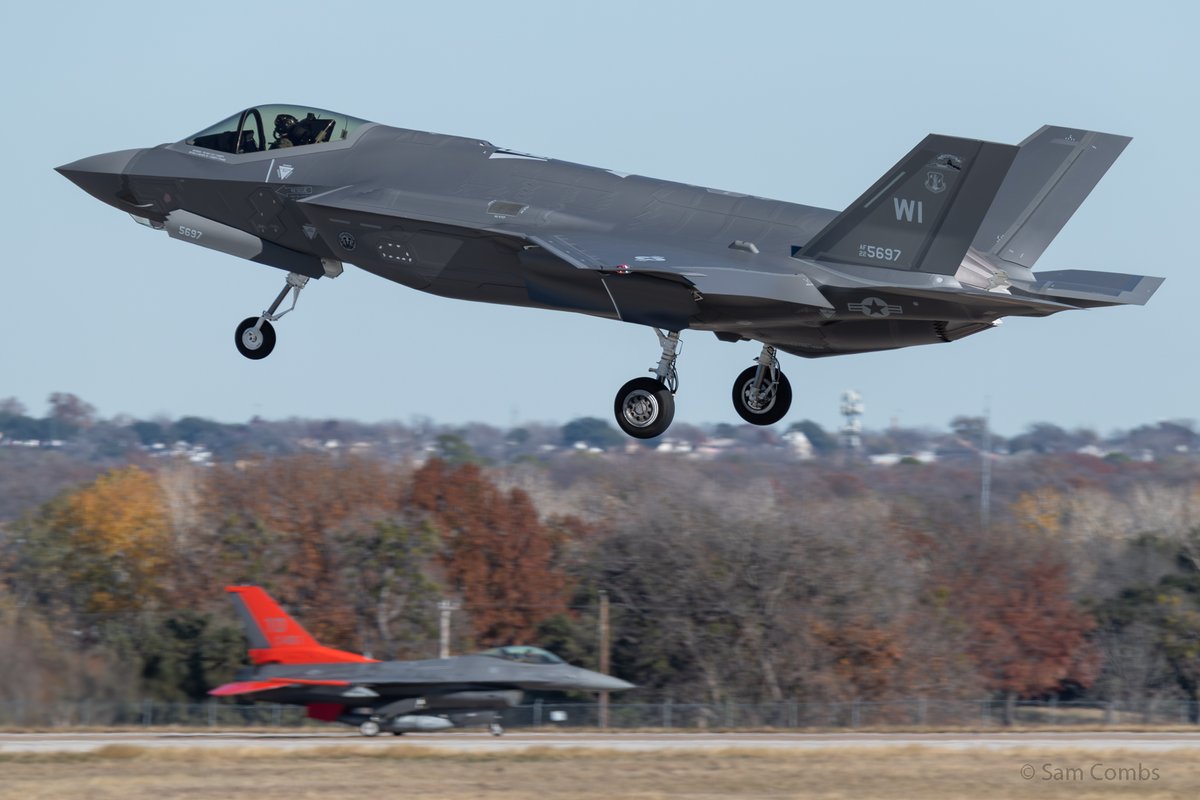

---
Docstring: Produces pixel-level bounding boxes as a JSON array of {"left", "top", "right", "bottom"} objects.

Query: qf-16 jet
[
  {"left": 210, "top": 586, "right": 633, "bottom": 736},
  {"left": 57, "top": 105, "right": 1162, "bottom": 438}
]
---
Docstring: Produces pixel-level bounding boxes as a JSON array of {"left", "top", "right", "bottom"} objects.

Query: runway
[{"left": 4, "top": 730, "right": 1200, "bottom": 754}]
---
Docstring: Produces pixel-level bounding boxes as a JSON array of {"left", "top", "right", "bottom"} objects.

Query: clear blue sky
[{"left": 3, "top": 0, "right": 1196, "bottom": 436}]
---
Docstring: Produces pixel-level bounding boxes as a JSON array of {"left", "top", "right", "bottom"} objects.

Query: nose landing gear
[{"left": 235, "top": 271, "right": 309, "bottom": 360}]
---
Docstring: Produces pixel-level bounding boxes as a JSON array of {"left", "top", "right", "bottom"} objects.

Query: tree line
[{"left": 3, "top": 445, "right": 1200, "bottom": 724}]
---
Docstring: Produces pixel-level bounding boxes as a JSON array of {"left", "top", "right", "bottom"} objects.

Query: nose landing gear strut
[{"left": 235, "top": 271, "right": 309, "bottom": 360}]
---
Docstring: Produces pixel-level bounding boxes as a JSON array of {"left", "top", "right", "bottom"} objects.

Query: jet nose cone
[
  {"left": 571, "top": 667, "right": 635, "bottom": 692},
  {"left": 56, "top": 148, "right": 142, "bottom": 206}
]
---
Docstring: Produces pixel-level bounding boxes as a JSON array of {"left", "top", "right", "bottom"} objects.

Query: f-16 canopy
[
  {"left": 185, "top": 104, "right": 371, "bottom": 154},
  {"left": 478, "top": 645, "right": 565, "bottom": 665}
]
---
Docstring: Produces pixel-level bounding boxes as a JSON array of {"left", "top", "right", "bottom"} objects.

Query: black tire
[
  {"left": 235, "top": 317, "right": 276, "bottom": 360},
  {"left": 732, "top": 366, "right": 792, "bottom": 426},
  {"left": 613, "top": 377, "right": 675, "bottom": 439}
]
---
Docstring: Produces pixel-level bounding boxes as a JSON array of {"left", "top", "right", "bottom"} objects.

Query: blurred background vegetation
[{"left": 2, "top": 393, "right": 1200, "bottom": 725}]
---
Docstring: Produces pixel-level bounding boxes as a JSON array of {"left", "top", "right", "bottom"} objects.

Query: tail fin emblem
[{"left": 925, "top": 171, "right": 946, "bottom": 193}]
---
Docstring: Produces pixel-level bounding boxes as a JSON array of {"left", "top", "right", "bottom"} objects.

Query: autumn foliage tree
[
  {"left": 196, "top": 454, "right": 405, "bottom": 648},
  {"left": 940, "top": 531, "right": 1097, "bottom": 724},
  {"left": 10, "top": 466, "right": 171, "bottom": 616},
  {"left": 411, "top": 460, "right": 568, "bottom": 646}
]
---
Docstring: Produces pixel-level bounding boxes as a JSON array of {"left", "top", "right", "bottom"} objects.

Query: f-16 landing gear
[
  {"left": 614, "top": 329, "right": 680, "bottom": 439},
  {"left": 359, "top": 719, "right": 382, "bottom": 737},
  {"left": 732, "top": 344, "right": 792, "bottom": 425},
  {"left": 235, "top": 271, "right": 309, "bottom": 360},
  {"left": 489, "top": 721, "right": 504, "bottom": 737}
]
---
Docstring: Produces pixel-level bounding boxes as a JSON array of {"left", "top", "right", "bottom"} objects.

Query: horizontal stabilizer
[
  {"left": 797, "top": 134, "right": 1018, "bottom": 275},
  {"left": 1019, "top": 269, "right": 1163, "bottom": 307},
  {"left": 973, "top": 126, "right": 1131, "bottom": 268}
]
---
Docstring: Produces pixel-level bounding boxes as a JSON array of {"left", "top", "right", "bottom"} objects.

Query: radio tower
[{"left": 840, "top": 390, "right": 864, "bottom": 456}]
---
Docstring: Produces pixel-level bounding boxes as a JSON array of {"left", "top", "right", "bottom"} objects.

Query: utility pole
[
  {"left": 981, "top": 397, "right": 992, "bottom": 530},
  {"left": 598, "top": 590, "right": 610, "bottom": 729},
  {"left": 438, "top": 599, "right": 460, "bottom": 659}
]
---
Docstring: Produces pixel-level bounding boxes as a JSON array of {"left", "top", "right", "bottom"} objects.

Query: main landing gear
[
  {"left": 613, "top": 335, "right": 794, "bottom": 439},
  {"left": 732, "top": 344, "right": 792, "bottom": 425},
  {"left": 613, "top": 329, "right": 680, "bottom": 439},
  {"left": 235, "top": 271, "right": 309, "bottom": 360}
]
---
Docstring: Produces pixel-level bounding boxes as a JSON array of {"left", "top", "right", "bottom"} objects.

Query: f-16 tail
[
  {"left": 795, "top": 133, "right": 1019, "bottom": 275},
  {"left": 226, "top": 585, "right": 377, "bottom": 666}
]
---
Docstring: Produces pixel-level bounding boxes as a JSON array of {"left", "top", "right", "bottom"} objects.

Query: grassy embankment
[{"left": 2, "top": 745, "right": 1199, "bottom": 800}]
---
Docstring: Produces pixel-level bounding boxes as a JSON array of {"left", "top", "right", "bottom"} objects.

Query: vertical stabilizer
[
  {"left": 972, "top": 126, "right": 1131, "bottom": 268},
  {"left": 796, "top": 134, "right": 1018, "bottom": 275},
  {"left": 226, "top": 585, "right": 377, "bottom": 665}
]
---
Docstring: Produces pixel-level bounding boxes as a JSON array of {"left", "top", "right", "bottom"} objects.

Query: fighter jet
[
  {"left": 209, "top": 585, "right": 632, "bottom": 736},
  {"left": 57, "top": 105, "right": 1162, "bottom": 438}
]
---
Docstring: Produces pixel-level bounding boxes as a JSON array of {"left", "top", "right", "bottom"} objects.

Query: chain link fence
[{"left": 2, "top": 698, "right": 1198, "bottom": 729}]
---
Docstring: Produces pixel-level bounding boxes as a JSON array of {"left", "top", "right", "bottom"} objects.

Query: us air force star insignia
[
  {"left": 925, "top": 171, "right": 946, "bottom": 193},
  {"left": 848, "top": 297, "right": 903, "bottom": 318},
  {"left": 276, "top": 164, "right": 294, "bottom": 180}
]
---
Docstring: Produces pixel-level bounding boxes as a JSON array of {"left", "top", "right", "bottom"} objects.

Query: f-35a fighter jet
[
  {"left": 57, "top": 105, "right": 1161, "bottom": 438},
  {"left": 210, "top": 586, "right": 632, "bottom": 736}
]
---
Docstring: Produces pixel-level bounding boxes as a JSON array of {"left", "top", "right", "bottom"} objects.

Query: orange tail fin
[{"left": 225, "top": 585, "right": 377, "bottom": 665}]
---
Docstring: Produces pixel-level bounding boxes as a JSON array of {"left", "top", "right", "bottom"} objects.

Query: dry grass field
[{"left": 1, "top": 745, "right": 1198, "bottom": 800}]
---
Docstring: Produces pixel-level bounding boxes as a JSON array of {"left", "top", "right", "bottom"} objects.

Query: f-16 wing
[{"left": 209, "top": 677, "right": 352, "bottom": 696}]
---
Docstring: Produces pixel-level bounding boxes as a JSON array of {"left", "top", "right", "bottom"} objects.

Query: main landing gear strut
[
  {"left": 235, "top": 271, "right": 309, "bottom": 360},
  {"left": 613, "top": 334, "right": 794, "bottom": 439}
]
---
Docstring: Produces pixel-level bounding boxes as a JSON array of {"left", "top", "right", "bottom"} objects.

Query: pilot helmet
[{"left": 274, "top": 114, "right": 299, "bottom": 138}]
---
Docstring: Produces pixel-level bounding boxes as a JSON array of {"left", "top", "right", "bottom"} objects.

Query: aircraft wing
[
  {"left": 302, "top": 184, "right": 500, "bottom": 229},
  {"left": 529, "top": 231, "right": 833, "bottom": 309},
  {"left": 208, "top": 677, "right": 351, "bottom": 697},
  {"left": 302, "top": 186, "right": 833, "bottom": 310}
]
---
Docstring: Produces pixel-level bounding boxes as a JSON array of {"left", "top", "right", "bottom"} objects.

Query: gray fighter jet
[
  {"left": 209, "top": 585, "right": 632, "bottom": 736},
  {"left": 57, "top": 105, "right": 1162, "bottom": 438}
]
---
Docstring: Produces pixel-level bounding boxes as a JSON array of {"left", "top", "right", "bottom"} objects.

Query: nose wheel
[
  {"left": 732, "top": 344, "right": 792, "bottom": 425},
  {"left": 235, "top": 272, "right": 308, "bottom": 360},
  {"left": 235, "top": 318, "right": 276, "bottom": 359},
  {"left": 613, "top": 329, "right": 680, "bottom": 439}
]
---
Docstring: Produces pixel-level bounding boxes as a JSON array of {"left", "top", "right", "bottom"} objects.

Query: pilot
[{"left": 270, "top": 114, "right": 299, "bottom": 149}]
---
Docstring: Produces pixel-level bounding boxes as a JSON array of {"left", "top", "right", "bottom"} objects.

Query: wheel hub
[
  {"left": 241, "top": 327, "right": 263, "bottom": 350},
  {"left": 741, "top": 379, "right": 777, "bottom": 413},
  {"left": 622, "top": 389, "right": 660, "bottom": 428}
]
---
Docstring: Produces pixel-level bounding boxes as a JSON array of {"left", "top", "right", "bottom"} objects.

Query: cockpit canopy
[
  {"left": 479, "top": 645, "right": 565, "bottom": 665},
  {"left": 185, "top": 105, "right": 370, "bottom": 154}
]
